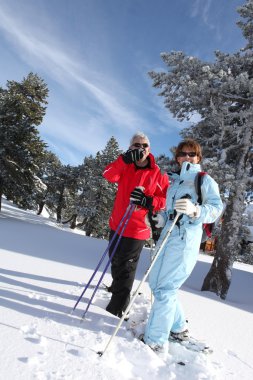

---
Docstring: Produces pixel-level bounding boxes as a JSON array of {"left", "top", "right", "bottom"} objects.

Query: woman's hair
[{"left": 175, "top": 139, "right": 202, "bottom": 162}]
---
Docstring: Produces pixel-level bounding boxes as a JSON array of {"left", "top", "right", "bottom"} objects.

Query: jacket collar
[
  {"left": 180, "top": 161, "right": 201, "bottom": 176},
  {"left": 148, "top": 153, "right": 156, "bottom": 169},
  {"left": 170, "top": 162, "right": 201, "bottom": 179}
]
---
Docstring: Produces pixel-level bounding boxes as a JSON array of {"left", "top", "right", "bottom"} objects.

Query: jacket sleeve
[
  {"left": 198, "top": 175, "right": 223, "bottom": 224},
  {"left": 102, "top": 155, "right": 127, "bottom": 183},
  {"left": 151, "top": 172, "right": 169, "bottom": 213}
]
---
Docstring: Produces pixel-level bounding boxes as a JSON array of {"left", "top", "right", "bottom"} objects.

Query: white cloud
[
  {"left": 190, "top": 0, "right": 217, "bottom": 32},
  {"left": 0, "top": 5, "right": 151, "bottom": 134}
]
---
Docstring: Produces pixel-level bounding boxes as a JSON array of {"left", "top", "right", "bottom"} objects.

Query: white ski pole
[
  {"left": 97, "top": 212, "right": 181, "bottom": 357},
  {"left": 150, "top": 240, "right": 154, "bottom": 305}
]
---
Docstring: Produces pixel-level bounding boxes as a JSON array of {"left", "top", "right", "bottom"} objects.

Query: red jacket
[{"left": 103, "top": 153, "right": 169, "bottom": 240}]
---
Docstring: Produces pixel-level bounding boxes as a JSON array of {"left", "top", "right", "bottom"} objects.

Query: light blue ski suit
[{"left": 144, "top": 161, "right": 223, "bottom": 347}]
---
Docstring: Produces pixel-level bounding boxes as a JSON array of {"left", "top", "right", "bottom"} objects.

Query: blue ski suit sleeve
[{"left": 197, "top": 174, "right": 223, "bottom": 224}]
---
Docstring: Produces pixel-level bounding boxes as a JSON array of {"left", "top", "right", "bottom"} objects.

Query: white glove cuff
[{"left": 189, "top": 205, "right": 201, "bottom": 218}]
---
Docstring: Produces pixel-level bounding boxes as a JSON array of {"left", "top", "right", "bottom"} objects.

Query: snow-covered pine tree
[
  {"left": 148, "top": 0, "right": 253, "bottom": 299},
  {"left": 239, "top": 201, "right": 253, "bottom": 264},
  {"left": 155, "top": 152, "right": 178, "bottom": 175},
  {"left": 0, "top": 73, "right": 48, "bottom": 210},
  {"left": 201, "top": 2, "right": 253, "bottom": 296},
  {"left": 75, "top": 137, "right": 122, "bottom": 238},
  {"left": 91, "top": 137, "right": 122, "bottom": 238},
  {"left": 74, "top": 155, "right": 96, "bottom": 232},
  {"left": 52, "top": 165, "right": 79, "bottom": 223},
  {"left": 35, "top": 151, "right": 62, "bottom": 215},
  {"left": 237, "top": 0, "right": 253, "bottom": 51},
  {"left": 85, "top": 151, "right": 113, "bottom": 238}
]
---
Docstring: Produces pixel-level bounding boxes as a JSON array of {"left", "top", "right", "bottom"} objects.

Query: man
[{"left": 103, "top": 132, "right": 169, "bottom": 317}]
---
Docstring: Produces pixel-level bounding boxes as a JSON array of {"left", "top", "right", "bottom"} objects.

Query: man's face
[{"left": 130, "top": 137, "right": 150, "bottom": 162}]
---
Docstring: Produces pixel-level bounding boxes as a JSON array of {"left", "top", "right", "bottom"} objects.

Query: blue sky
[{"left": 0, "top": 0, "right": 246, "bottom": 165}]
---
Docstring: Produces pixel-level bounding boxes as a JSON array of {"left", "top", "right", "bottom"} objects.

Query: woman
[{"left": 143, "top": 138, "right": 223, "bottom": 358}]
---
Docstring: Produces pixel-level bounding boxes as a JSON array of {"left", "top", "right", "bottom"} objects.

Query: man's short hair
[{"left": 130, "top": 131, "right": 150, "bottom": 147}]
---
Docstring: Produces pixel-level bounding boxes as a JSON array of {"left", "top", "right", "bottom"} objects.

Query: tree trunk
[
  {"left": 62, "top": 214, "right": 78, "bottom": 229},
  {"left": 56, "top": 207, "right": 62, "bottom": 223},
  {"left": 56, "top": 188, "right": 64, "bottom": 223},
  {"left": 202, "top": 119, "right": 252, "bottom": 299},
  {"left": 70, "top": 214, "right": 77, "bottom": 229},
  {"left": 37, "top": 201, "right": 45, "bottom": 215},
  {"left": 201, "top": 196, "right": 239, "bottom": 299},
  {"left": 0, "top": 177, "right": 3, "bottom": 211}
]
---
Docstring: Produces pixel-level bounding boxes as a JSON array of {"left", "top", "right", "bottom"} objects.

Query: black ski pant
[{"left": 106, "top": 230, "right": 145, "bottom": 317}]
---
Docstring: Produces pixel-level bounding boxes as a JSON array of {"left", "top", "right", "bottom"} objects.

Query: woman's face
[{"left": 176, "top": 145, "right": 200, "bottom": 167}]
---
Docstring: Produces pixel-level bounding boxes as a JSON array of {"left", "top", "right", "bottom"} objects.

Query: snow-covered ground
[{"left": 0, "top": 198, "right": 253, "bottom": 380}]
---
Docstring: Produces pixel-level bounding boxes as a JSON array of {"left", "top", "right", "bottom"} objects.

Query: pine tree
[
  {"left": 76, "top": 137, "right": 122, "bottom": 238},
  {"left": 89, "top": 137, "right": 122, "bottom": 238},
  {"left": 0, "top": 73, "right": 48, "bottom": 210},
  {"left": 49, "top": 164, "right": 79, "bottom": 223},
  {"left": 148, "top": 0, "right": 253, "bottom": 299},
  {"left": 34, "top": 151, "right": 62, "bottom": 215},
  {"left": 156, "top": 146, "right": 180, "bottom": 175}
]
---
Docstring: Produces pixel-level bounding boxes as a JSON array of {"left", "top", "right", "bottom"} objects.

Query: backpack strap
[{"left": 195, "top": 172, "right": 207, "bottom": 205}]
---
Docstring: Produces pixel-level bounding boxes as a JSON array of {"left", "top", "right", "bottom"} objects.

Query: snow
[{"left": 0, "top": 198, "right": 253, "bottom": 380}]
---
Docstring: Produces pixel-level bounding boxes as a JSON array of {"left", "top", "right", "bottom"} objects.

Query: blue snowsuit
[{"left": 144, "top": 161, "right": 223, "bottom": 347}]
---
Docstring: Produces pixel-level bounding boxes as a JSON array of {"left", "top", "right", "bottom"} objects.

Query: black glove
[
  {"left": 130, "top": 187, "right": 153, "bottom": 209},
  {"left": 122, "top": 149, "right": 144, "bottom": 164}
]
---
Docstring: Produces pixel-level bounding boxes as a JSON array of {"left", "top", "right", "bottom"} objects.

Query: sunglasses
[
  {"left": 177, "top": 151, "right": 197, "bottom": 157},
  {"left": 132, "top": 143, "right": 149, "bottom": 148}
]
